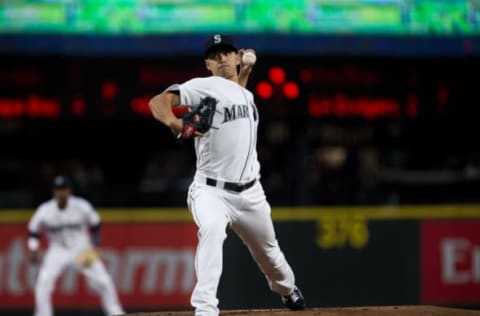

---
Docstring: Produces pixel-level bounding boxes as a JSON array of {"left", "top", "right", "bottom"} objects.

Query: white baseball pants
[
  {"left": 187, "top": 179, "right": 295, "bottom": 316},
  {"left": 34, "top": 246, "right": 124, "bottom": 316}
]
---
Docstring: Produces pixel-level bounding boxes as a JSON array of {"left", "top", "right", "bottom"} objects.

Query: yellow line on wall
[
  {"left": 1, "top": 205, "right": 480, "bottom": 223},
  {"left": 272, "top": 205, "right": 480, "bottom": 221}
]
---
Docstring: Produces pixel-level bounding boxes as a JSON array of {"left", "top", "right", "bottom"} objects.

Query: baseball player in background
[
  {"left": 149, "top": 34, "right": 306, "bottom": 315},
  {"left": 27, "top": 175, "right": 124, "bottom": 316}
]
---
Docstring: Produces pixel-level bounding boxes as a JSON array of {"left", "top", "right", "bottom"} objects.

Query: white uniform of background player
[
  {"left": 27, "top": 175, "right": 124, "bottom": 316},
  {"left": 149, "top": 34, "right": 305, "bottom": 316}
]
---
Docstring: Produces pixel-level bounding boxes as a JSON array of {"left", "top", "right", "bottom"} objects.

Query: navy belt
[{"left": 206, "top": 178, "right": 256, "bottom": 192}]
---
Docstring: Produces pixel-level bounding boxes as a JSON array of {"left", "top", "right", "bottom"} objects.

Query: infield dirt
[{"left": 125, "top": 305, "right": 480, "bottom": 316}]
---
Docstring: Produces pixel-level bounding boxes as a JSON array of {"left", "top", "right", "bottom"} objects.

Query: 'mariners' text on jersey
[{"left": 223, "top": 104, "right": 249, "bottom": 123}]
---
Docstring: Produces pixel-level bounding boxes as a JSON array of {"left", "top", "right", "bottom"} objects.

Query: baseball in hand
[{"left": 242, "top": 52, "right": 257, "bottom": 65}]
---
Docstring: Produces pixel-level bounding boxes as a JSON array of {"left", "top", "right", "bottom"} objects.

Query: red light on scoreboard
[
  {"left": 406, "top": 93, "right": 419, "bottom": 118},
  {"left": 256, "top": 82, "right": 273, "bottom": 99},
  {"left": 71, "top": 97, "right": 85, "bottom": 116},
  {"left": 269, "top": 67, "right": 286, "bottom": 84},
  {"left": 283, "top": 82, "right": 299, "bottom": 99},
  {"left": 102, "top": 81, "right": 118, "bottom": 100},
  {"left": 0, "top": 95, "right": 60, "bottom": 119},
  {"left": 308, "top": 94, "right": 401, "bottom": 119},
  {"left": 130, "top": 96, "right": 152, "bottom": 116}
]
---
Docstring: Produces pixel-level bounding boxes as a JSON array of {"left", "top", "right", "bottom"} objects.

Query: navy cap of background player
[
  {"left": 204, "top": 34, "right": 237, "bottom": 58},
  {"left": 52, "top": 175, "right": 73, "bottom": 190}
]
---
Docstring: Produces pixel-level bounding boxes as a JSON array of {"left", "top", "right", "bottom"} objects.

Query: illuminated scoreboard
[
  {"left": 0, "top": 56, "right": 475, "bottom": 122},
  {"left": 0, "top": 58, "right": 188, "bottom": 119}
]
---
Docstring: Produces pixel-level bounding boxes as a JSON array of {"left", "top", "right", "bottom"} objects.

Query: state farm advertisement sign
[
  {"left": 0, "top": 223, "right": 197, "bottom": 309},
  {"left": 421, "top": 220, "right": 480, "bottom": 304}
]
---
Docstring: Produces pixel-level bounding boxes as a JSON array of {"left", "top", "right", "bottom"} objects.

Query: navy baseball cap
[
  {"left": 52, "top": 175, "right": 73, "bottom": 190},
  {"left": 204, "top": 34, "right": 238, "bottom": 58}
]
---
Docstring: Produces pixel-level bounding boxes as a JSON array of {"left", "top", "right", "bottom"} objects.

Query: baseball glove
[
  {"left": 75, "top": 248, "right": 99, "bottom": 268},
  {"left": 179, "top": 96, "right": 217, "bottom": 139}
]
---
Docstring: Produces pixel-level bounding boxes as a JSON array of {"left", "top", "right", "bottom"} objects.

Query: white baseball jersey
[
  {"left": 166, "top": 76, "right": 260, "bottom": 183},
  {"left": 166, "top": 76, "right": 297, "bottom": 316},
  {"left": 28, "top": 196, "right": 99, "bottom": 250},
  {"left": 28, "top": 196, "right": 124, "bottom": 316}
]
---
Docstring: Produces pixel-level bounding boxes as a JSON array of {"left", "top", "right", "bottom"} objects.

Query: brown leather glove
[{"left": 74, "top": 248, "right": 99, "bottom": 268}]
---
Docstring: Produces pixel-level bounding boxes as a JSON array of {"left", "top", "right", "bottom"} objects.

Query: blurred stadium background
[{"left": 1, "top": 0, "right": 480, "bottom": 315}]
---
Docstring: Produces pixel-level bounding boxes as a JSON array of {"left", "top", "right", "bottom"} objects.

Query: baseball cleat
[{"left": 282, "top": 286, "right": 306, "bottom": 310}]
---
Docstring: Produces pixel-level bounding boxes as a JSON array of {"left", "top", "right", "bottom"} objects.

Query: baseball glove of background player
[
  {"left": 75, "top": 248, "right": 99, "bottom": 268},
  {"left": 178, "top": 96, "right": 217, "bottom": 139}
]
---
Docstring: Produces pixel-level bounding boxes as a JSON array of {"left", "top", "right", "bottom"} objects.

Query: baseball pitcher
[
  {"left": 27, "top": 175, "right": 124, "bottom": 316},
  {"left": 149, "top": 34, "right": 306, "bottom": 315}
]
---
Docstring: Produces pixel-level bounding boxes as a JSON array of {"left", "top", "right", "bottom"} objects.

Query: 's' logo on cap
[{"left": 214, "top": 34, "right": 222, "bottom": 44}]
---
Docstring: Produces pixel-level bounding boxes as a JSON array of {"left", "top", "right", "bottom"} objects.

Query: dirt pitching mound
[{"left": 125, "top": 305, "right": 480, "bottom": 316}]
